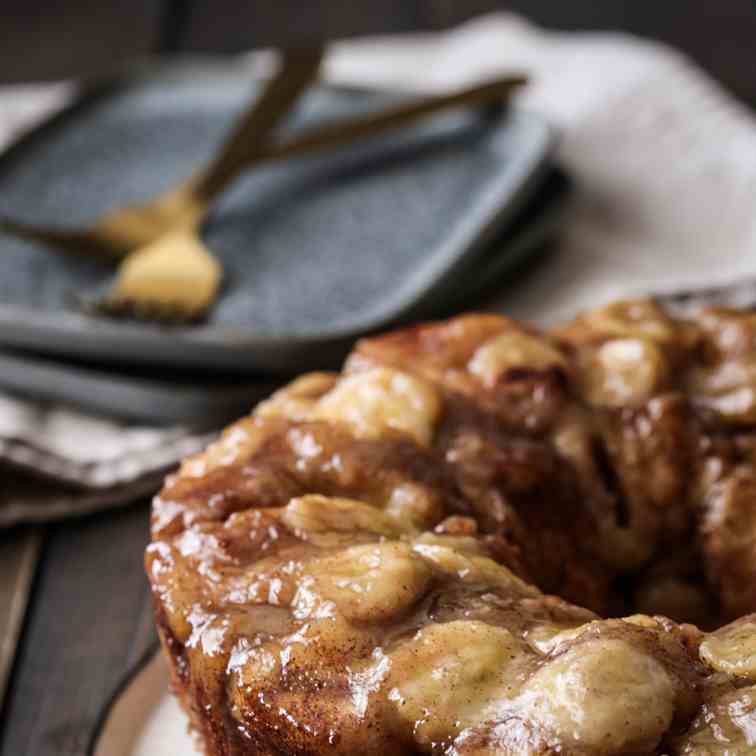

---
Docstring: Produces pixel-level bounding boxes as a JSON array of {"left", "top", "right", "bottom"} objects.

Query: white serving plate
[{"left": 90, "top": 651, "right": 199, "bottom": 756}]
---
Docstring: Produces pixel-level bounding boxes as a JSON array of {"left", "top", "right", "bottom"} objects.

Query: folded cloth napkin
[
  {"left": 3, "top": 12, "right": 756, "bottom": 527},
  {"left": 0, "top": 397, "right": 214, "bottom": 526},
  {"left": 0, "top": 395, "right": 216, "bottom": 526}
]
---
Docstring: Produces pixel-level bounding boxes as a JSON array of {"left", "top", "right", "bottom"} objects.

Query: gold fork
[
  {"left": 0, "top": 72, "right": 526, "bottom": 321},
  {"left": 1, "top": 50, "right": 324, "bottom": 321},
  {"left": 105, "top": 75, "right": 528, "bottom": 321},
  {"left": 0, "top": 50, "right": 325, "bottom": 260}
]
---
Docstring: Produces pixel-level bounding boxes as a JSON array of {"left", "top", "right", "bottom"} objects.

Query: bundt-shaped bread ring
[{"left": 147, "top": 301, "right": 756, "bottom": 755}]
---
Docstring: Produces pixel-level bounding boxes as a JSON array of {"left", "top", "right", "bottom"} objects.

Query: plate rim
[
  {"left": 0, "top": 59, "right": 558, "bottom": 373},
  {"left": 85, "top": 641, "right": 162, "bottom": 756}
]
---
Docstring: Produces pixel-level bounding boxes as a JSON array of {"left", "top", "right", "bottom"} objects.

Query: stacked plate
[{"left": 0, "top": 60, "right": 567, "bottom": 424}]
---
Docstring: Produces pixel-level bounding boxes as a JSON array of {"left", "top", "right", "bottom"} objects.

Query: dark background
[
  {"left": 2, "top": 1, "right": 756, "bottom": 107},
  {"left": 1, "top": 2, "right": 756, "bottom": 755}
]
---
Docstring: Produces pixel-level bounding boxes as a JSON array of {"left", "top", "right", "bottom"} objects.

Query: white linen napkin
[
  {"left": 3, "top": 13, "right": 756, "bottom": 526},
  {"left": 326, "top": 13, "right": 756, "bottom": 325}
]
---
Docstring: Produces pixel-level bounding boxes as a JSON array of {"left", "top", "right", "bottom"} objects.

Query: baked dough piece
[{"left": 147, "top": 302, "right": 756, "bottom": 755}]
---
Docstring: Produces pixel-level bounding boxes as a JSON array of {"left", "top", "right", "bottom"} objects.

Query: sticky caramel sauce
[{"left": 147, "top": 303, "right": 756, "bottom": 754}]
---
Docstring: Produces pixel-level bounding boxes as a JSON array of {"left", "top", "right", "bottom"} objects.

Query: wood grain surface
[
  {"left": 0, "top": 529, "right": 43, "bottom": 713},
  {"left": 0, "top": 503, "right": 156, "bottom": 756}
]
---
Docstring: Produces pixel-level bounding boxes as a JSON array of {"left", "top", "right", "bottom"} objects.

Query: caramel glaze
[{"left": 147, "top": 302, "right": 756, "bottom": 755}]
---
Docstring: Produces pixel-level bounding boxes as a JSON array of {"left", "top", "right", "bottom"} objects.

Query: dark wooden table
[
  {"left": 1, "top": 3, "right": 756, "bottom": 754},
  {"left": 0, "top": 505, "right": 156, "bottom": 755}
]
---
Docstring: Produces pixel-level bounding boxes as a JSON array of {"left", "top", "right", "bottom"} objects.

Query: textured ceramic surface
[
  {"left": 0, "top": 61, "right": 557, "bottom": 373},
  {"left": 0, "top": 167, "right": 567, "bottom": 421}
]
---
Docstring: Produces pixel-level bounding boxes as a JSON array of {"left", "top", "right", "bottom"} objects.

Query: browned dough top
[{"left": 148, "top": 301, "right": 756, "bottom": 755}]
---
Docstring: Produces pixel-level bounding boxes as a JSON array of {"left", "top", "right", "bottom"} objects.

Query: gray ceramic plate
[
  {"left": 0, "top": 167, "right": 568, "bottom": 423},
  {"left": 0, "top": 60, "right": 557, "bottom": 374}
]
